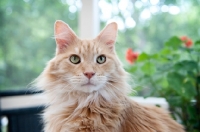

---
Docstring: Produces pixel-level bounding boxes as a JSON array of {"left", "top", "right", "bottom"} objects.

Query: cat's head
[{"left": 36, "top": 20, "right": 130, "bottom": 99}]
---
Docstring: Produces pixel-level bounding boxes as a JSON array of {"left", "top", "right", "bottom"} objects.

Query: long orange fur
[{"left": 35, "top": 20, "right": 185, "bottom": 132}]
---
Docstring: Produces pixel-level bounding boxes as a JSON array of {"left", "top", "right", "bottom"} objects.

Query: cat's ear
[
  {"left": 54, "top": 20, "right": 77, "bottom": 54},
  {"left": 96, "top": 22, "right": 118, "bottom": 50}
]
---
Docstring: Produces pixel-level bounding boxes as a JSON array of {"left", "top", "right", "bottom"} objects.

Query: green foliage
[
  {"left": 102, "top": 0, "right": 200, "bottom": 65},
  {"left": 128, "top": 37, "right": 200, "bottom": 131},
  {"left": 0, "top": 0, "right": 79, "bottom": 90}
]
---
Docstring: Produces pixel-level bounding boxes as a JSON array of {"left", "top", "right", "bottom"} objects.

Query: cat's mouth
[{"left": 81, "top": 82, "right": 96, "bottom": 87}]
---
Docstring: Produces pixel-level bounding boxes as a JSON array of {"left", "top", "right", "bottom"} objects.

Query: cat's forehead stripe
[
  {"left": 77, "top": 40, "right": 103, "bottom": 55},
  {"left": 80, "top": 44, "right": 85, "bottom": 53},
  {"left": 91, "top": 43, "right": 100, "bottom": 54},
  {"left": 87, "top": 41, "right": 91, "bottom": 51},
  {"left": 81, "top": 41, "right": 92, "bottom": 53}
]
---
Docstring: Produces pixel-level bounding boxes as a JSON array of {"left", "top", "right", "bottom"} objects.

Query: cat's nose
[{"left": 84, "top": 72, "right": 95, "bottom": 79}]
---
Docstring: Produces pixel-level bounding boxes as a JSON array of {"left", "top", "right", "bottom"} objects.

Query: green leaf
[
  {"left": 160, "top": 48, "right": 172, "bottom": 55},
  {"left": 141, "top": 62, "right": 156, "bottom": 75},
  {"left": 183, "top": 81, "right": 196, "bottom": 99},
  {"left": 164, "top": 36, "right": 182, "bottom": 49},
  {"left": 151, "top": 53, "right": 159, "bottom": 59},
  {"left": 128, "top": 66, "right": 138, "bottom": 73},
  {"left": 194, "top": 40, "right": 200, "bottom": 52},
  {"left": 157, "top": 63, "right": 173, "bottom": 72},
  {"left": 153, "top": 76, "right": 168, "bottom": 88},
  {"left": 195, "top": 40, "right": 200, "bottom": 45},
  {"left": 174, "top": 60, "right": 198, "bottom": 73},
  {"left": 137, "top": 53, "right": 149, "bottom": 62},
  {"left": 166, "top": 96, "right": 183, "bottom": 107},
  {"left": 167, "top": 72, "right": 184, "bottom": 93}
]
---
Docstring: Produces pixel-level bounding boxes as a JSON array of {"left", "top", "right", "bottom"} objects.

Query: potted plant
[{"left": 126, "top": 36, "right": 200, "bottom": 132}]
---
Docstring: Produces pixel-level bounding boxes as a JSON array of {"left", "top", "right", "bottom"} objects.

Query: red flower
[
  {"left": 185, "top": 39, "right": 193, "bottom": 48},
  {"left": 180, "top": 36, "right": 193, "bottom": 48},
  {"left": 126, "top": 48, "right": 139, "bottom": 64},
  {"left": 180, "top": 36, "right": 188, "bottom": 42}
]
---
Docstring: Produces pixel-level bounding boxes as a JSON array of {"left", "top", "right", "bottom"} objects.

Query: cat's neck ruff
[{"left": 44, "top": 84, "right": 127, "bottom": 109}]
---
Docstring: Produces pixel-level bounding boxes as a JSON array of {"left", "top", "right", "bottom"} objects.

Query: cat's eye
[
  {"left": 70, "top": 55, "right": 81, "bottom": 64},
  {"left": 97, "top": 55, "right": 106, "bottom": 64}
]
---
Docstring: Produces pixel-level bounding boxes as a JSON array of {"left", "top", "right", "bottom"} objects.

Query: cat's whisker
[
  {"left": 107, "top": 79, "right": 126, "bottom": 84},
  {"left": 106, "top": 81, "right": 134, "bottom": 95},
  {"left": 108, "top": 74, "right": 135, "bottom": 83},
  {"left": 105, "top": 82, "right": 123, "bottom": 92},
  {"left": 108, "top": 75, "right": 136, "bottom": 88},
  {"left": 108, "top": 77, "right": 126, "bottom": 81}
]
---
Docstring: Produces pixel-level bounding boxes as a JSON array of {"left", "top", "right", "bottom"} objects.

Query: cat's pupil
[
  {"left": 99, "top": 57, "right": 103, "bottom": 60},
  {"left": 70, "top": 55, "right": 80, "bottom": 64},
  {"left": 97, "top": 55, "right": 106, "bottom": 64}
]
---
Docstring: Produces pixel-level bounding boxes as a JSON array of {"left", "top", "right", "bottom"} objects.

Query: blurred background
[
  {"left": 0, "top": 0, "right": 200, "bottom": 91},
  {"left": 1, "top": 0, "right": 200, "bottom": 131}
]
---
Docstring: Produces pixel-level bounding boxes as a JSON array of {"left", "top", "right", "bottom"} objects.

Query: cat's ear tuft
[
  {"left": 54, "top": 20, "right": 77, "bottom": 54},
  {"left": 96, "top": 22, "right": 118, "bottom": 50}
]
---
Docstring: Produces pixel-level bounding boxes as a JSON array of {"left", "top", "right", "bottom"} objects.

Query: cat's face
[
  {"left": 40, "top": 21, "right": 126, "bottom": 94},
  {"left": 51, "top": 39, "right": 120, "bottom": 93}
]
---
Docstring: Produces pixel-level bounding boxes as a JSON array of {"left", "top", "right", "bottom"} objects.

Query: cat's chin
[
  {"left": 81, "top": 82, "right": 96, "bottom": 87},
  {"left": 77, "top": 84, "right": 103, "bottom": 93}
]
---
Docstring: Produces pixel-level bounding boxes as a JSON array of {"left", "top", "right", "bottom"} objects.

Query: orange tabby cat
[{"left": 35, "top": 20, "right": 185, "bottom": 132}]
